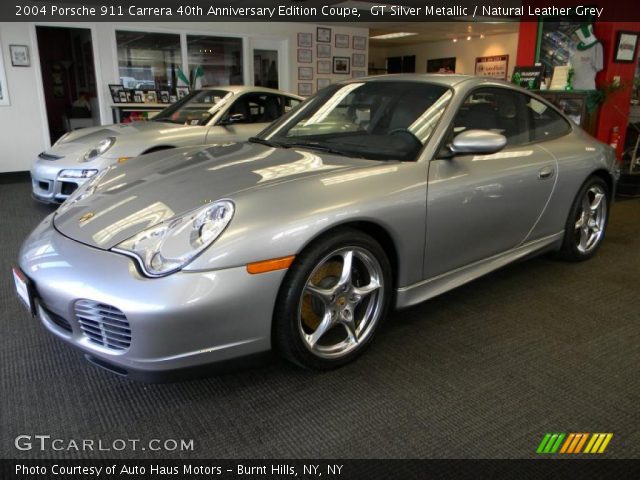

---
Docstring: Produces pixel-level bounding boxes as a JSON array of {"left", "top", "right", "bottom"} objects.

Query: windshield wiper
[
  {"left": 281, "top": 141, "right": 350, "bottom": 157},
  {"left": 248, "top": 137, "right": 285, "bottom": 148}
]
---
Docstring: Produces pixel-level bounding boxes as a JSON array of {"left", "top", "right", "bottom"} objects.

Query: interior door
[{"left": 423, "top": 87, "right": 557, "bottom": 279}]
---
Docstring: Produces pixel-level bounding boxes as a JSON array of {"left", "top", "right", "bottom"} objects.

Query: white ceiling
[{"left": 367, "top": 22, "right": 520, "bottom": 47}]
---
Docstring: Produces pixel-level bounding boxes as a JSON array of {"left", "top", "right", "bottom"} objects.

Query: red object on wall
[{"left": 515, "top": 4, "right": 640, "bottom": 161}]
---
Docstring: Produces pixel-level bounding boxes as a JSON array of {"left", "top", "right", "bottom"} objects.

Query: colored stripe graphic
[{"left": 538, "top": 433, "right": 613, "bottom": 454}]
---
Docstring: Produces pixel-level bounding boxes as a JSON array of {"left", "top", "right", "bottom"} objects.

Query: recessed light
[
  {"left": 467, "top": 36, "right": 472, "bottom": 40},
  {"left": 370, "top": 32, "right": 418, "bottom": 40},
  {"left": 480, "top": 34, "right": 485, "bottom": 39},
  {"left": 453, "top": 38, "right": 458, "bottom": 42}
]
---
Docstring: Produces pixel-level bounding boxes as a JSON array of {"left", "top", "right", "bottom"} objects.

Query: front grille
[
  {"left": 74, "top": 300, "right": 131, "bottom": 351},
  {"left": 41, "top": 305, "right": 72, "bottom": 332},
  {"left": 38, "top": 180, "right": 51, "bottom": 192},
  {"left": 38, "top": 152, "right": 63, "bottom": 161}
]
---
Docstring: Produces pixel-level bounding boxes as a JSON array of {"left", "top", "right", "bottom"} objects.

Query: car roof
[
  {"left": 341, "top": 73, "right": 496, "bottom": 88},
  {"left": 200, "top": 85, "right": 302, "bottom": 99}
]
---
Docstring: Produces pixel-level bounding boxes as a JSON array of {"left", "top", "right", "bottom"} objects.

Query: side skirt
[{"left": 395, "top": 232, "right": 564, "bottom": 309}]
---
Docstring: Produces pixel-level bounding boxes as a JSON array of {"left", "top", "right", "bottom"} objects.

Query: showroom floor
[{"left": 1, "top": 177, "right": 639, "bottom": 459}]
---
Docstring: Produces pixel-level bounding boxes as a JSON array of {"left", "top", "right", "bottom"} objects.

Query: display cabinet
[
  {"left": 536, "top": 91, "right": 598, "bottom": 136},
  {"left": 110, "top": 103, "right": 168, "bottom": 123}
]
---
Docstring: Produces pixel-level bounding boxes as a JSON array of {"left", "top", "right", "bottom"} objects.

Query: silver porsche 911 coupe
[
  {"left": 15, "top": 75, "right": 618, "bottom": 380},
  {"left": 31, "top": 86, "right": 302, "bottom": 204}
]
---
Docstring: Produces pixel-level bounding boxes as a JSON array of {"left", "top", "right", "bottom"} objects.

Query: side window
[
  {"left": 226, "top": 93, "right": 282, "bottom": 124},
  {"left": 282, "top": 96, "right": 301, "bottom": 114},
  {"left": 453, "top": 88, "right": 530, "bottom": 146},
  {"left": 527, "top": 98, "right": 571, "bottom": 141}
]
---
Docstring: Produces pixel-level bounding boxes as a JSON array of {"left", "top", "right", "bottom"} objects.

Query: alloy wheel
[{"left": 575, "top": 184, "right": 607, "bottom": 254}]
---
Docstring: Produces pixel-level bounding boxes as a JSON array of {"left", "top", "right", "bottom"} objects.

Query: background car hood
[
  {"left": 47, "top": 122, "right": 193, "bottom": 156},
  {"left": 53, "top": 143, "right": 370, "bottom": 250}
]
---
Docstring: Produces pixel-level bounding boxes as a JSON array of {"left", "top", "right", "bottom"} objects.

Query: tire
[
  {"left": 557, "top": 175, "right": 610, "bottom": 262},
  {"left": 273, "top": 228, "right": 392, "bottom": 370}
]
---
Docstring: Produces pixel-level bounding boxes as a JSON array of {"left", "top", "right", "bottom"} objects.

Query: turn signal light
[
  {"left": 247, "top": 256, "right": 295, "bottom": 274},
  {"left": 118, "top": 157, "right": 131, "bottom": 164}
]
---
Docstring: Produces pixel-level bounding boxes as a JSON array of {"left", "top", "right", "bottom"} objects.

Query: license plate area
[{"left": 12, "top": 267, "right": 36, "bottom": 316}]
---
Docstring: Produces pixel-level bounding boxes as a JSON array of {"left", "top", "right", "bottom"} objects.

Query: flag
[
  {"left": 192, "top": 66, "right": 204, "bottom": 90},
  {"left": 176, "top": 67, "right": 189, "bottom": 87}
]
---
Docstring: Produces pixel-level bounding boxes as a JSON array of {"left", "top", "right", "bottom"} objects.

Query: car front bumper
[
  {"left": 18, "top": 216, "right": 284, "bottom": 380},
  {"left": 31, "top": 160, "right": 91, "bottom": 204}
]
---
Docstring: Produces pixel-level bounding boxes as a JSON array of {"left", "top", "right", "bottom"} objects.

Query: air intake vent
[
  {"left": 74, "top": 300, "right": 131, "bottom": 351},
  {"left": 38, "top": 152, "right": 63, "bottom": 161}
]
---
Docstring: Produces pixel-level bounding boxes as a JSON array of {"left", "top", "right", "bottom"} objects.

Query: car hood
[
  {"left": 48, "top": 122, "right": 190, "bottom": 155},
  {"left": 53, "top": 142, "right": 370, "bottom": 250}
]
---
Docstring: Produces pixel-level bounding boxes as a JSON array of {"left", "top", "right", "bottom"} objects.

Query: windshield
[
  {"left": 256, "top": 81, "right": 452, "bottom": 161},
  {"left": 153, "top": 90, "right": 232, "bottom": 126}
]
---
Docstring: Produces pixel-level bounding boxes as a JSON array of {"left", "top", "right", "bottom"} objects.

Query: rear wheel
[
  {"left": 273, "top": 229, "right": 392, "bottom": 370},
  {"left": 558, "top": 176, "right": 610, "bottom": 261}
]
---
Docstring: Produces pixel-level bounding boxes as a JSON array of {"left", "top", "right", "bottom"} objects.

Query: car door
[
  {"left": 423, "top": 87, "right": 558, "bottom": 279},
  {"left": 205, "top": 93, "right": 296, "bottom": 143}
]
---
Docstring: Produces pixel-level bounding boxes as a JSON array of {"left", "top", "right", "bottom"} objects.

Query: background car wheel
[
  {"left": 558, "top": 176, "right": 610, "bottom": 262},
  {"left": 273, "top": 228, "right": 392, "bottom": 370}
]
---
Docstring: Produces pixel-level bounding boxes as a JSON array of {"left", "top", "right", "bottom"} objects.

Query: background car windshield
[
  {"left": 153, "top": 90, "right": 232, "bottom": 126},
  {"left": 260, "top": 81, "right": 451, "bottom": 161}
]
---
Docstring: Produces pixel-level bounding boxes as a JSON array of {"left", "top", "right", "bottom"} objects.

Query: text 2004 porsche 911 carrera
[{"left": 15, "top": 75, "right": 618, "bottom": 380}]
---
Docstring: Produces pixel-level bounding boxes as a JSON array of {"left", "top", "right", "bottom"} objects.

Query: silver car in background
[
  {"left": 31, "top": 86, "right": 302, "bottom": 203},
  {"left": 16, "top": 75, "right": 618, "bottom": 380}
]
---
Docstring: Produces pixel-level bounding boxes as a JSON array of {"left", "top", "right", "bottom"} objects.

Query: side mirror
[
  {"left": 449, "top": 129, "right": 507, "bottom": 155},
  {"left": 219, "top": 113, "right": 246, "bottom": 126}
]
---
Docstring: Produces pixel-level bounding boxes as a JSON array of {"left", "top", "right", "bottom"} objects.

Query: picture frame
[
  {"left": 333, "top": 56, "right": 350, "bottom": 75},
  {"left": 133, "top": 93, "right": 143, "bottom": 103},
  {"left": 353, "top": 53, "right": 366, "bottom": 68},
  {"left": 317, "top": 43, "right": 331, "bottom": 59},
  {"left": 298, "top": 82, "right": 313, "bottom": 97},
  {"left": 144, "top": 90, "right": 158, "bottom": 104},
  {"left": 108, "top": 84, "right": 125, "bottom": 103},
  {"left": 0, "top": 39, "right": 9, "bottom": 106},
  {"left": 297, "top": 49, "right": 312, "bottom": 64},
  {"left": 474, "top": 55, "right": 509, "bottom": 80},
  {"left": 317, "top": 27, "right": 331, "bottom": 43},
  {"left": 125, "top": 90, "right": 132, "bottom": 103},
  {"left": 317, "top": 78, "right": 331, "bottom": 90},
  {"left": 427, "top": 57, "right": 456, "bottom": 73},
  {"left": 298, "top": 66, "right": 313, "bottom": 81},
  {"left": 9, "top": 44, "right": 30, "bottom": 67},
  {"left": 169, "top": 95, "right": 177, "bottom": 103},
  {"left": 298, "top": 32, "right": 312, "bottom": 48},
  {"left": 335, "top": 34, "right": 350, "bottom": 49},
  {"left": 176, "top": 86, "right": 190, "bottom": 99},
  {"left": 160, "top": 90, "right": 170, "bottom": 103},
  {"left": 317, "top": 60, "right": 331, "bottom": 75},
  {"left": 614, "top": 31, "right": 639, "bottom": 63},
  {"left": 352, "top": 70, "right": 366, "bottom": 79},
  {"left": 353, "top": 36, "right": 367, "bottom": 51}
]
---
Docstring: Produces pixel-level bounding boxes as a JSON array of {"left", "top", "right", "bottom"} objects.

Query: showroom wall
[
  {"left": 369, "top": 32, "right": 519, "bottom": 78},
  {"left": 0, "top": 21, "right": 368, "bottom": 173}
]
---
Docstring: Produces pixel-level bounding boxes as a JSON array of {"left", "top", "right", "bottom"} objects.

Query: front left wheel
[{"left": 273, "top": 229, "right": 392, "bottom": 370}]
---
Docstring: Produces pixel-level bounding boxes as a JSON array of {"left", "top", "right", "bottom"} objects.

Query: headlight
[
  {"left": 83, "top": 137, "right": 115, "bottom": 162},
  {"left": 56, "top": 167, "right": 112, "bottom": 216},
  {"left": 58, "top": 169, "right": 98, "bottom": 179},
  {"left": 112, "top": 200, "right": 235, "bottom": 277}
]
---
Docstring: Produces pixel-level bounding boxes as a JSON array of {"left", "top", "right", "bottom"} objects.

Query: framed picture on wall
[
  {"left": 298, "top": 67, "right": 313, "bottom": 81},
  {"left": 352, "top": 70, "right": 366, "bottom": 78},
  {"left": 298, "top": 49, "right": 312, "bottom": 63},
  {"left": 176, "top": 86, "right": 190, "bottom": 99},
  {"left": 353, "top": 36, "right": 367, "bottom": 50},
  {"left": 159, "top": 90, "right": 171, "bottom": 103},
  {"left": 0, "top": 39, "right": 9, "bottom": 106},
  {"left": 9, "top": 45, "right": 30, "bottom": 67},
  {"left": 298, "top": 83, "right": 313, "bottom": 97},
  {"left": 317, "top": 60, "right": 331, "bottom": 75},
  {"left": 333, "top": 56, "right": 350, "bottom": 74},
  {"left": 298, "top": 32, "right": 312, "bottom": 48},
  {"left": 335, "top": 34, "right": 350, "bottom": 49},
  {"left": 353, "top": 53, "right": 366, "bottom": 68},
  {"left": 109, "top": 84, "right": 125, "bottom": 103},
  {"left": 317, "top": 27, "right": 331, "bottom": 43},
  {"left": 317, "top": 44, "right": 331, "bottom": 58},
  {"left": 474, "top": 55, "right": 509, "bottom": 80},
  {"left": 144, "top": 90, "right": 158, "bottom": 104},
  {"left": 317, "top": 78, "right": 331, "bottom": 90},
  {"left": 614, "top": 31, "right": 639, "bottom": 63}
]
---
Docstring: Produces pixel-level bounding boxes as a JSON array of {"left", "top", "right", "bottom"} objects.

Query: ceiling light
[
  {"left": 370, "top": 32, "right": 418, "bottom": 40},
  {"left": 480, "top": 34, "right": 485, "bottom": 39},
  {"left": 453, "top": 38, "right": 458, "bottom": 42},
  {"left": 467, "top": 36, "right": 472, "bottom": 40}
]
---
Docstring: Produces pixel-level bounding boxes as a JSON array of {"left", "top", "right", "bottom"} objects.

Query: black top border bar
[{"left": 1, "top": 0, "right": 638, "bottom": 22}]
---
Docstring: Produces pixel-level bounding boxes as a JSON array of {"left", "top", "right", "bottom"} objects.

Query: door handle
[{"left": 538, "top": 166, "right": 555, "bottom": 179}]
